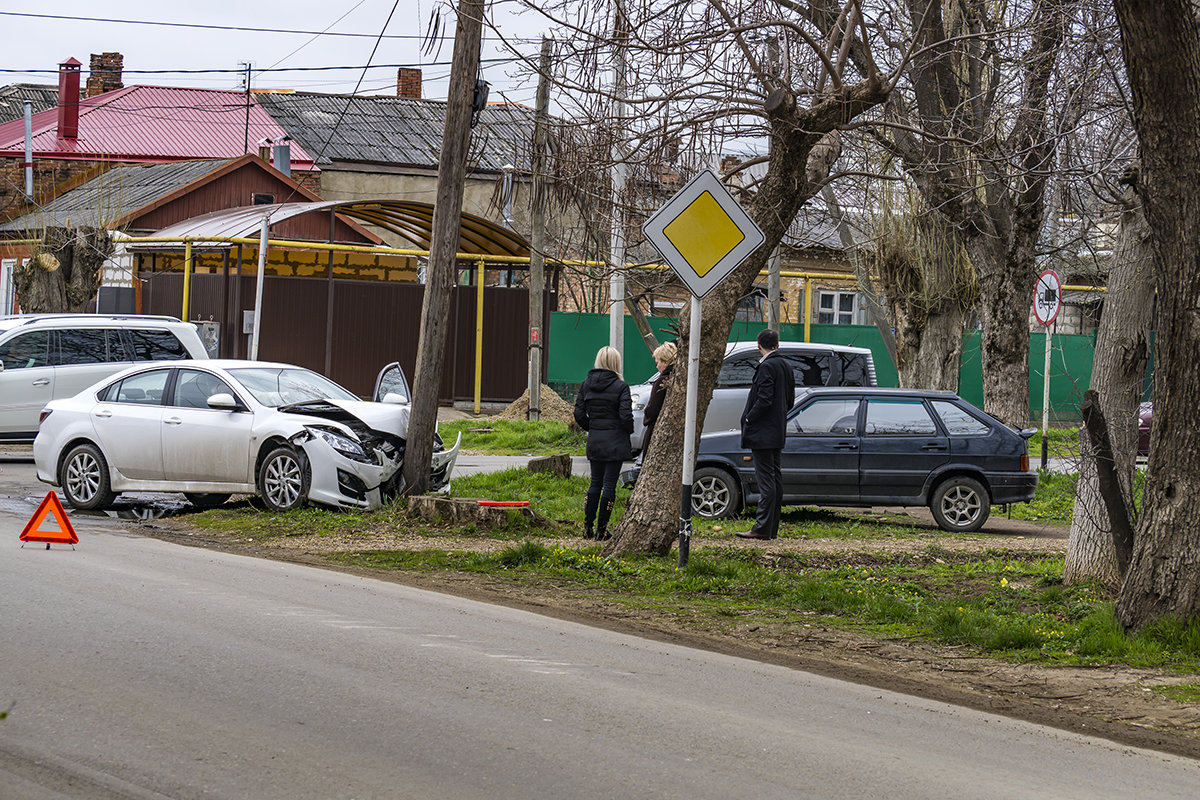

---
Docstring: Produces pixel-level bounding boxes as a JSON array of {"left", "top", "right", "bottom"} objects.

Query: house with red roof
[{"left": 0, "top": 58, "right": 318, "bottom": 221}]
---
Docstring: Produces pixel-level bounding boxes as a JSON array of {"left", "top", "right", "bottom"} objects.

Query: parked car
[
  {"left": 0, "top": 314, "right": 209, "bottom": 443},
  {"left": 628, "top": 340, "right": 876, "bottom": 451},
  {"left": 33, "top": 359, "right": 459, "bottom": 512},
  {"left": 1138, "top": 401, "right": 1152, "bottom": 456},
  {"left": 687, "top": 387, "right": 1037, "bottom": 533}
]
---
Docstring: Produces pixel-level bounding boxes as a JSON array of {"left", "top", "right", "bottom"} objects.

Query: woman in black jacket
[
  {"left": 573, "top": 346, "right": 633, "bottom": 540},
  {"left": 639, "top": 341, "right": 677, "bottom": 464}
]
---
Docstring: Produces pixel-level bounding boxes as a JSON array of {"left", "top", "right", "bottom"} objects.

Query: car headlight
[{"left": 306, "top": 426, "right": 371, "bottom": 463}]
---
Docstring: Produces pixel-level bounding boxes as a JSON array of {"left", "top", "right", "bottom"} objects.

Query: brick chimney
[
  {"left": 57, "top": 57, "right": 82, "bottom": 140},
  {"left": 86, "top": 52, "right": 124, "bottom": 98},
  {"left": 397, "top": 68, "right": 422, "bottom": 99}
]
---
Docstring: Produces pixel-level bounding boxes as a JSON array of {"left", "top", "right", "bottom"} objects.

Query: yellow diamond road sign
[{"left": 642, "top": 169, "right": 765, "bottom": 298}]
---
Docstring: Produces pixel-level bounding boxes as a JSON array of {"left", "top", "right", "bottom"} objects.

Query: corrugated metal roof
[
  {"left": 254, "top": 92, "right": 534, "bottom": 171},
  {"left": 0, "top": 85, "right": 316, "bottom": 167},
  {"left": 0, "top": 83, "right": 66, "bottom": 123},
  {"left": 0, "top": 159, "right": 233, "bottom": 233},
  {"left": 133, "top": 199, "right": 530, "bottom": 257}
]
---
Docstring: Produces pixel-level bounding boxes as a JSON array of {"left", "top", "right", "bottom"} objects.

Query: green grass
[
  {"left": 438, "top": 418, "right": 586, "bottom": 456},
  {"left": 330, "top": 542, "right": 1200, "bottom": 672}
]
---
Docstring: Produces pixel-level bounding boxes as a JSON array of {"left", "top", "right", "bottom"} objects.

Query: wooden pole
[
  {"left": 528, "top": 37, "right": 551, "bottom": 420},
  {"left": 402, "top": 0, "right": 486, "bottom": 494}
]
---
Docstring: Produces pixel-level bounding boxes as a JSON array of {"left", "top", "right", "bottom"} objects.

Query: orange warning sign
[{"left": 19, "top": 492, "right": 78, "bottom": 546}]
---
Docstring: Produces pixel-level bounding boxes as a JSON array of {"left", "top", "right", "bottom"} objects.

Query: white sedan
[{"left": 33, "top": 359, "right": 460, "bottom": 512}]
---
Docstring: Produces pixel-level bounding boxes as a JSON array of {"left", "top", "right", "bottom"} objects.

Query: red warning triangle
[{"left": 19, "top": 492, "right": 79, "bottom": 545}]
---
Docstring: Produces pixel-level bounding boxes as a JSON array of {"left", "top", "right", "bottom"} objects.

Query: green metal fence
[{"left": 548, "top": 312, "right": 1103, "bottom": 422}]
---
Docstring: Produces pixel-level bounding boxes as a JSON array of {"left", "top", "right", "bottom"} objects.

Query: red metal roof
[{"left": 0, "top": 84, "right": 316, "bottom": 168}]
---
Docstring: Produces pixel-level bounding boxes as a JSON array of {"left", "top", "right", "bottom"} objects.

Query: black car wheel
[
  {"left": 59, "top": 442, "right": 116, "bottom": 510},
  {"left": 691, "top": 467, "right": 741, "bottom": 519},
  {"left": 930, "top": 476, "right": 990, "bottom": 533},
  {"left": 184, "top": 493, "right": 231, "bottom": 509},
  {"left": 257, "top": 446, "right": 309, "bottom": 512}
]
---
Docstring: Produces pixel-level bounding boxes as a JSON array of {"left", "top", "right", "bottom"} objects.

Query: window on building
[{"left": 817, "top": 290, "right": 858, "bottom": 325}]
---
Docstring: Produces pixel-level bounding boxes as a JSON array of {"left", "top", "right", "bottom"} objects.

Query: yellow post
[
  {"left": 474, "top": 258, "right": 485, "bottom": 415},
  {"left": 181, "top": 241, "right": 193, "bottom": 321},
  {"left": 802, "top": 277, "right": 812, "bottom": 342}
]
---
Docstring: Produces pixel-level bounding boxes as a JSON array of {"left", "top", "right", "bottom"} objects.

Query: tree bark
[
  {"left": 1112, "top": 0, "right": 1200, "bottom": 631},
  {"left": 14, "top": 227, "right": 112, "bottom": 313},
  {"left": 607, "top": 79, "right": 890, "bottom": 556},
  {"left": 1065, "top": 193, "right": 1153, "bottom": 589}
]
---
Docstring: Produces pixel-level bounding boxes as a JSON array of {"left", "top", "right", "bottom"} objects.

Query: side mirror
[
  {"left": 207, "top": 393, "right": 238, "bottom": 410},
  {"left": 382, "top": 392, "right": 408, "bottom": 405}
]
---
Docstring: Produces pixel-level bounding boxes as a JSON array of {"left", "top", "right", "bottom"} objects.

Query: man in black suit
[{"left": 736, "top": 329, "right": 795, "bottom": 540}]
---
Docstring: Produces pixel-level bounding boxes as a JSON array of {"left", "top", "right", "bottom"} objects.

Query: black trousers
[
  {"left": 585, "top": 459, "right": 623, "bottom": 528},
  {"left": 751, "top": 448, "right": 783, "bottom": 538}
]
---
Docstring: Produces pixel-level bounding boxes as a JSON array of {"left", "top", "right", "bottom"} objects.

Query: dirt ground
[{"left": 143, "top": 506, "right": 1200, "bottom": 761}]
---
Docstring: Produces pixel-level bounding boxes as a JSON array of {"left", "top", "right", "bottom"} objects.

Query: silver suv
[
  {"left": 0, "top": 314, "right": 209, "bottom": 443},
  {"left": 629, "top": 340, "right": 877, "bottom": 451}
]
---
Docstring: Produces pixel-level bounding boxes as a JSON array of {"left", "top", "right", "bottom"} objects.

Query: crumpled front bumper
[{"left": 296, "top": 430, "right": 462, "bottom": 510}]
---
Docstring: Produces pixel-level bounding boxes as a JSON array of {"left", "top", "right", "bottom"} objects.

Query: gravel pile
[{"left": 495, "top": 384, "right": 576, "bottom": 423}]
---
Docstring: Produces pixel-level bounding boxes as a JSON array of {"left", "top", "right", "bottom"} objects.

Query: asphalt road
[{"left": 4, "top": 521, "right": 1199, "bottom": 799}]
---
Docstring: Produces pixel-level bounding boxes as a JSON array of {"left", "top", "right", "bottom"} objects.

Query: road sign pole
[
  {"left": 679, "top": 294, "right": 701, "bottom": 568},
  {"left": 1041, "top": 321, "right": 1053, "bottom": 469}
]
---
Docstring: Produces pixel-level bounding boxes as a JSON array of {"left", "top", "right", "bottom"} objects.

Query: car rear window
[
  {"left": 112, "top": 369, "right": 170, "bottom": 405},
  {"left": 125, "top": 329, "right": 189, "bottom": 361},
  {"left": 865, "top": 399, "right": 938, "bottom": 435},
  {"left": 783, "top": 352, "right": 832, "bottom": 386},
  {"left": 932, "top": 400, "right": 991, "bottom": 436},
  {"left": 835, "top": 353, "right": 871, "bottom": 386},
  {"left": 56, "top": 328, "right": 129, "bottom": 365}
]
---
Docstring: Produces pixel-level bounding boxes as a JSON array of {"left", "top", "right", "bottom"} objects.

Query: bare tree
[
  {"left": 1111, "top": 0, "right": 1200, "bottom": 631},
  {"left": 14, "top": 227, "right": 112, "bottom": 313}
]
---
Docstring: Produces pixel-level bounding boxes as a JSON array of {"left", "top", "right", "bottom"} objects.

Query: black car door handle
[
  {"left": 921, "top": 443, "right": 947, "bottom": 451},
  {"left": 834, "top": 442, "right": 858, "bottom": 450}
]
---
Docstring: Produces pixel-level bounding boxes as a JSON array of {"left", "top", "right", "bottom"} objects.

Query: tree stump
[
  {"left": 528, "top": 453, "right": 572, "bottom": 479},
  {"left": 408, "top": 496, "right": 560, "bottom": 531}
]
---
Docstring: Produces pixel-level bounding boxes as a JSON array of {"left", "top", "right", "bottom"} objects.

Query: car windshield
[{"left": 228, "top": 367, "right": 359, "bottom": 408}]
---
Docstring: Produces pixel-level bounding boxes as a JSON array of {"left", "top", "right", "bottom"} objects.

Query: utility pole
[
  {"left": 402, "top": 0, "right": 486, "bottom": 494},
  {"left": 528, "top": 37, "right": 552, "bottom": 421},
  {"left": 609, "top": 2, "right": 629, "bottom": 360},
  {"left": 241, "top": 61, "right": 252, "bottom": 155}
]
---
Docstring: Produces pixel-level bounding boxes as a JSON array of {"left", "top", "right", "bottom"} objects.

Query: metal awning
[{"left": 131, "top": 199, "right": 530, "bottom": 257}]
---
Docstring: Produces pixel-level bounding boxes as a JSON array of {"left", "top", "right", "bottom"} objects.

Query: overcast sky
[{"left": 2, "top": 1, "right": 549, "bottom": 105}]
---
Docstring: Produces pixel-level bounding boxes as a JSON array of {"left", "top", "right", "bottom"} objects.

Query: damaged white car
[{"left": 33, "top": 359, "right": 460, "bottom": 512}]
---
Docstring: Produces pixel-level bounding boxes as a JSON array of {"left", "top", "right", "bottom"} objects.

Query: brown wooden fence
[{"left": 143, "top": 272, "right": 553, "bottom": 402}]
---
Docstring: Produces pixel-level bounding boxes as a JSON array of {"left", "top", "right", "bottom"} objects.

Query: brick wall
[
  {"left": 0, "top": 157, "right": 110, "bottom": 225},
  {"left": 86, "top": 52, "right": 124, "bottom": 98}
]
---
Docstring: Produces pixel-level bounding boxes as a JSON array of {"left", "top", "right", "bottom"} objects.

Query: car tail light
[
  {"left": 38, "top": 409, "right": 52, "bottom": 425},
  {"left": 1020, "top": 454, "right": 1029, "bottom": 472}
]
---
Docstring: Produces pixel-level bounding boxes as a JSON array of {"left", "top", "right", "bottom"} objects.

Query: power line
[
  {"left": 0, "top": 11, "right": 447, "bottom": 40},
  {"left": 0, "top": 59, "right": 517, "bottom": 76}
]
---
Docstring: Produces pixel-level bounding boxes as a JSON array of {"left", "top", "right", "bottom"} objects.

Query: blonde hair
[
  {"left": 594, "top": 345, "right": 622, "bottom": 377},
  {"left": 653, "top": 341, "right": 678, "bottom": 365}
]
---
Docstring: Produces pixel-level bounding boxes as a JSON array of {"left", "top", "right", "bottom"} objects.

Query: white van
[
  {"left": 0, "top": 314, "right": 209, "bottom": 443},
  {"left": 629, "top": 340, "right": 877, "bottom": 451}
]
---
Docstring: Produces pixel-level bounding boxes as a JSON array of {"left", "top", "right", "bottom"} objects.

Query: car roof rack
[{"left": 0, "top": 313, "right": 183, "bottom": 326}]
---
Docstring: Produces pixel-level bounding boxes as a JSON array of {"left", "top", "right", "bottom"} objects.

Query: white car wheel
[
  {"left": 60, "top": 443, "right": 115, "bottom": 510},
  {"left": 257, "top": 446, "right": 309, "bottom": 512},
  {"left": 691, "top": 467, "right": 741, "bottom": 519}
]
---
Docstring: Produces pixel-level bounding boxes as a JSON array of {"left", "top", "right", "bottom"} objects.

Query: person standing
[
  {"left": 736, "top": 329, "right": 795, "bottom": 541},
  {"left": 638, "top": 341, "right": 677, "bottom": 464},
  {"left": 573, "top": 346, "right": 634, "bottom": 540}
]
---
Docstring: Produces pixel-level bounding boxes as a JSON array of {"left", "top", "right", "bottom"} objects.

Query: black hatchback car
[{"left": 691, "top": 387, "right": 1038, "bottom": 532}]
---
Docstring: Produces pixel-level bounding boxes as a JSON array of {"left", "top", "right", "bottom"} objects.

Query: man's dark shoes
[{"left": 734, "top": 530, "right": 775, "bottom": 540}]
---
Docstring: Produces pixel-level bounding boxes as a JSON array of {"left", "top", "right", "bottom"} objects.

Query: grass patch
[
  {"left": 1151, "top": 684, "right": 1200, "bottom": 704},
  {"left": 439, "top": 418, "right": 585, "bottom": 456},
  {"left": 331, "top": 542, "right": 1200, "bottom": 673}
]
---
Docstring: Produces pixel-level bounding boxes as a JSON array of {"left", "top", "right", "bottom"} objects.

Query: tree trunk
[
  {"left": 896, "top": 306, "right": 965, "bottom": 390},
  {"left": 606, "top": 80, "right": 890, "bottom": 556},
  {"left": 975, "top": 238, "right": 1034, "bottom": 428},
  {"left": 14, "top": 227, "right": 112, "bottom": 313},
  {"left": 1112, "top": 0, "right": 1200, "bottom": 631},
  {"left": 1065, "top": 195, "right": 1154, "bottom": 589}
]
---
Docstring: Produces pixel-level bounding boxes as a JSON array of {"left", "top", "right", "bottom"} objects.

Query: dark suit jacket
[{"left": 740, "top": 350, "right": 796, "bottom": 450}]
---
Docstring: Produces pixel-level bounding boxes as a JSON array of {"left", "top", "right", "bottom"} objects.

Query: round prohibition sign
[{"left": 1033, "top": 269, "right": 1062, "bottom": 326}]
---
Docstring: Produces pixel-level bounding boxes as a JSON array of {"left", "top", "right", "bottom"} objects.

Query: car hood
[{"left": 281, "top": 399, "right": 410, "bottom": 439}]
